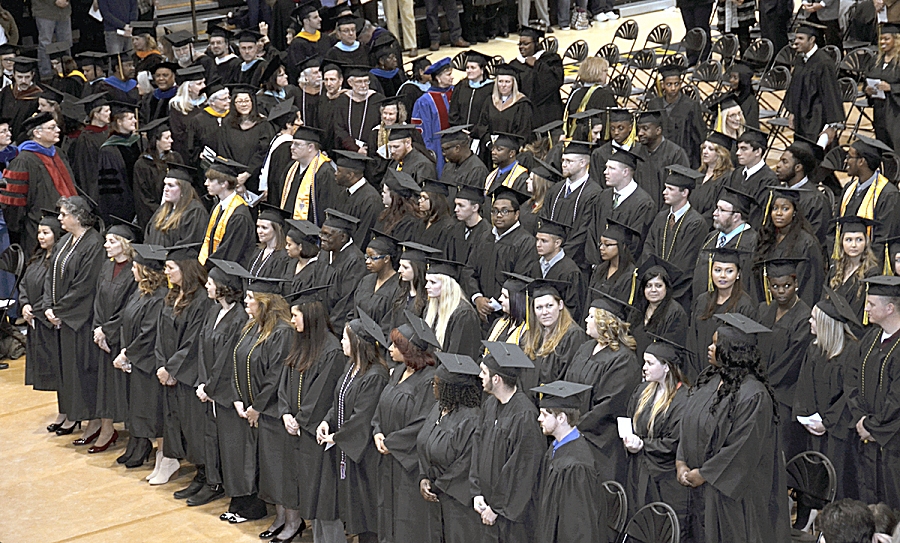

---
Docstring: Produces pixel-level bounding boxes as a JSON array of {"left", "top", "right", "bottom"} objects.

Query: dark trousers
[
  {"left": 424, "top": 0, "right": 463, "bottom": 42},
  {"left": 681, "top": 3, "right": 714, "bottom": 65},
  {"left": 759, "top": 0, "right": 793, "bottom": 54}
]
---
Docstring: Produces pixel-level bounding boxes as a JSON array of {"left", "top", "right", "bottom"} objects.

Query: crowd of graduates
[{"left": 8, "top": 1, "right": 900, "bottom": 542}]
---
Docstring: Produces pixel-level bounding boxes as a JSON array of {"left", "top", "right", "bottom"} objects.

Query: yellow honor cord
[
  {"left": 864, "top": 283, "right": 870, "bottom": 325},
  {"left": 628, "top": 268, "right": 637, "bottom": 305},
  {"left": 707, "top": 253, "right": 714, "bottom": 293},
  {"left": 762, "top": 191, "right": 774, "bottom": 227},
  {"left": 832, "top": 225, "right": 842, "bottom": 261},
  {"left": 763, "top": 265, "right": 773, "bottom": 305}
]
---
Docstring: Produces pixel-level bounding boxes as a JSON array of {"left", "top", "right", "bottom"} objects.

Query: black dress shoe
[
  {"left": 46, "top": 422, "right": 63, "bottom": 433},
  {"left": 187, "top": 484, "right": 225, "bottom": 506},
  {"left": 55, "top": 421, "right": 81, "bottom": 436},
  {"left": 117, "top": 436, "right": 139, "bottom": 464},
  {"left": 124, "top": 439, "right": 153, "bottom": 468},
  {"left": 173, "top": 478, "right": 205, "bottom": 499},
  {"left": 259, "top": 525, "right": 284, "bottom": 539},
  {"left": 0, "top": 362, "right": 8, "bottom": 370}
]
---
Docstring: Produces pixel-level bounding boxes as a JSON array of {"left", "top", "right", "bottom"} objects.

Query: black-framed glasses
[
  {"left": 365, "top": 254, "right": 389, "bottom": 262},
  {"left": 491, "top": 209, "right": 514, "bottom": 217}
]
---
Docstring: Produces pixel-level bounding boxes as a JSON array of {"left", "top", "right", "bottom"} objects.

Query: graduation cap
[
  {"left": 489, "top": 185, "right": 531, "bottom": 209},
  {"left": 130, "top": 20, "right": 158, "bottom": 37},
  {"left": 562, "top": 140, "right": 594, "bottom": 157},
  {"left": 20, "top": 112, "right": 55, "bottom": 135},
  {"left": 333, "top": 13, "right": 364, "bottom": 32},
  {"left": 831, "top": 215, "right": 878, "bottom": 235},
  {"left": 285, "top": 284, "right": 331, "bottom": 306},
  {"left": 322, "top": 208, "right": 360, "bottom": 233},
  {"left": 0, "top": 43, "right": 16, "bottom": 56},
  {"left": 257, "top": 203, "right": 290, "bottom": 226},
  {"left": 493, "top": 63, "right": 517, "bottom": 77},
  {"left": 106, "top": 215, "right": 142, "bottom": 242},
  {"left": 533, "top": 119, "right": 565, "bottom": 141},
  {"left": 481, "top": 340, "right": 534, "bottom": 378},
  {"left": 38, "top": 208, "right": 63, "bottom": 238},
  {"left": 13, "top": 56, "right": 38, "bottom": 73},
  {"left": 342, "top": 65, "right": 371, "bottom": 79},
  {"left": 108, "top": 100, "right": 138, "bottom": 116},
  {"left": 207, "top": 258, "right": 248, "bottom": 291},
  {"left": 259, "top": 53, "right": 285, "bottom": 84},
  {"left": 44, "top": 42, "right": 70, "bottom": 61},
  {"left": 637, "top": 253, "right": 683, "bottom": 284},
  {"left": 405, "top": 54, "right": 432, "bottom": 71},
  {"left": 706, "top": 131, "right": 736, "bottom": 151},
  {"left": 403, "top": 309, "right": 442, "bottom": 350},
  {"left": 531, "top": 380, "right": 592, "bottom": 409},
  {"left": 636, "top": 109, "right": 665, "bottom": 126},
  {"left": 384, "top": 169, "right": 422, "bottom": 198},
  {"left": 589, "top": 288, "right": 638, "bottom": 321},
  {"left": 526, "top": 278, "right": 569, "bottom": 300},
  {"left": 424, "top": 57, "right": 452, "bottom": 76},
  {"left": 267, "top": 99, "right": 298, "bottom": 127},
  {"left": 501, "top": 271, "right": 534, "bottom": 293},
  {"left": 399, "top": 241, "right": 441, "bottom": 263},
  {"left": 718, "top": 185, "right": 756, "bottom": 216},
  {"left": 208, "top": 259, "right": 286, "bottom": 293},
  {"left": 601, "top": 218, "right": 641, "bottom": 252},
  {"left": 491, "top": 132, "right": 524, "bottom": 150},
  {"left": 175, "top": 65, "right": 206, "bottom": 83},
  {"left": 762, "top": 186, "right": 809, "bottom": 220},
  {"left": 39, "top": 85, "right": 65, "bottom": 104},
  {"left": 708, "top": 246, "right": 751, "bottom": 267},
  {"left": 645, "top": 333, "right": 690, "bottom": 367},
  {"left": 569, "top": 109, "right": 604, "bottom": 122},
  {"left": 434, "top": 352, "right": 482, "bottom": 384},
  {"left": 151, "top": 60, "right": 180, "bottom": 75},
  {"left": 296, "top": 55, "right": 322, "bottom": 74},
  {"left": 464, "top": 50, "right": 489, "bottom": 67},
  {"left": 422, "top": 178, "right": 453, "bottom": 197},
  {"left": 320, "top": 60, "right": 343, "bottom": 76},
  {"left": 706, "top": 93, "right": 739, "bottom": 112},
  {"left": 436, "top": 124, "right": 472, "bottom": 144},
  {"left": 519, "top": 26, "right": 546, "bottom": 39},
  {"left": 758, "top": 256, "right": 805, "bottom": 279},
  {"left": 131, "top": 243, "right": 167, "bottom": 271},
  {"left": 532, "top": 158, "right": 564, "bottom": 183},
  {"left": 425, "top": 257, "right": 465, "bottom": 280},
  {"left": 864, "top": 275, "right": 900, "bottom": 297},
  {"left": 163, "top": 162, "right": 196, "bottom": 184},
  {"left": 367, "top": 228, "right": 400, "bottom": 256},
  {"left": 285, "top": 218, "right": 320, "bottom": 244},
  {"left": 658, "top": 64, "right": 687, "bottom": 78},
  {"left": 883, "top": 22, "right": 900, "bottom": 34},
  {"left": 332, "top": 149, "right": 372, "bottom": 171},
  {"left": 536, "top": 217, "right": 569, "bottom": 240},
  {"left": 606, "top": 108, "right": 634, "bottom": 123},
  {"left": 293, "top": 126, "right": 322, "bottom": 144},
  {"left": 851, "top": 135, "right": 893, "bottom": 164},
  {"left": 58, "top": 96, "right": 81, "bottom": 121},
  {"left": 164, "top": 242, "right": 202, "bottom": 262},
  {"left": 75, "top": 92, "right": 109, "bottom": 112},
  {"left": 208, "top": 155, "right": 248, "bottom": 177},
  {"left": 386, "top": 123, "right": 418, "bottom": 141},
  {"left": 206, "top": 17, "right": 233, "bottom": 39},
  {"left": 736, "top": 125, "right": 768, "bottom": 148},
  {"left": 455, "top": 183, "right": 484, "bottom": 203},
  {"left": 372, "top": 95, "right": 403, "bottom": 110},
  {"left": 76, "top": 51, "right": 107, "bottom": 68},
  {"left": 607, "top": 147, "right": 643, "bottom": 170},
  {"left": 237, "top": 28, "right": 263, "bottom": 44},
  {"left": 352, "top": 307, "right": 388, "bottom": 346},
  {"left": 166, "top": 30, "right": 195, "bottom": 48},
  {"left": 796, "top": 21, "right": 827, "bottom": 39},
  {"left": 245, "top": 274, "right": 289, "bottom": 294},
  {"left": 292, "top": 1, "right": 320, "bottom": 20},
  {"left": 137, "top": 117, "right": 170, "bottom": 137},
  {"left": 817, "top": 285, "right": 861, "bottom": 327},
  {"left": 665, "top": 164, "right": 703, "bottom": 191},
  {"left": 714, "top": 312, "right": 771, "bottom": 337}
]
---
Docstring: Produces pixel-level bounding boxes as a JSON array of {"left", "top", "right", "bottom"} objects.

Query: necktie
[
  {"left": 716, "top": 234, "right": 726, "bottom": 248},
  {"left": 613, "top": 192, "right": 620, "bottom": 209},
  {"left": 742, "top": 169, "right": 748, "bottom": 183},
  {"left": 564, "top": 184, "right": 572, "bottom": 198},
  {"left": 667, "top": 213, "right": 676, "bottom": 231}
]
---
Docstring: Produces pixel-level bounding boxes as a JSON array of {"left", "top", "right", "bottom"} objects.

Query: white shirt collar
[
  {"left": 790, "top": 177, "right": 809, "bottom": 190},
  {"left": 804, "top": 44, "right": 818, "bottom": 62},
  {"left": 515, "top": 49, "right": 545, "bottom": 63},
  {"left": 743, "top": 159, "right": 765, "bottom": 178},
  {"left": 218, "top": 191, "right": 237, "bottom": 210},
  {"left": 492, "top": 221, "right": 521, "bottom": 241},
  {"left": 348, "top": 178, "right": 367, "bottom": 195},
  {"left": 671, "top": 202, "right": 691, "bottom": 221},
  {"left": 215, "top": 53, "right": 237, "bottom": 65},
  {"left": 614, "top": 180, "right": 638, "bottom": 201},
  {"left": 566, "top": 173, "right": 589, "bottom": 191}
]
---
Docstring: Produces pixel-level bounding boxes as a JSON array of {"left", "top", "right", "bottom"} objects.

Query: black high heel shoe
[
  {"left": 46, "top": 422, "right": 63, "bottom": 433},
  {"left": 125, "top": 439, "right": 153, "bottom": 468},
  {"left": 117, "top": 436, "right": 138, "bottom": 464},
  {"left": 55, "top": 421, "right": 81, "bottom": 436},
  {"left": 259, "top": 525, "right": 283, "bottom": 539}
]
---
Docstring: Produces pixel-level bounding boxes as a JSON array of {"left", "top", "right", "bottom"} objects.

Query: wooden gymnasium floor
[{"left": 0, "top": 6, "right": 864, "bottom": 541}]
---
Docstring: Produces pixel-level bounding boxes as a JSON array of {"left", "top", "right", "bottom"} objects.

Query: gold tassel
[
  {"left": 715, "top": 104, "right": 724, "bottom": 132},
  {"left": 762, "top": 190, "right": 774, "bottom": 227},
  {"left": 624, "top": 121, "right": 637, "bottom": 148},
  {"left": 832, "top": 226, "right": 842, "bottom": 261},
  {"left": 524, "top": 291, "right": 530, "bottom": 338},
  {"left": 864, "top": 283, "right": 870, "bottom": 325},
  {"left": 603, "top": 111, "right": 611, "bottom": 141},
  {"left": 885, "top": 243, "right": 893, "bottom": 276},
  {"left": 707, "top": 253, "right": 714, "bottom": 293},
  {"left": 763, "top": 265, "right": 773, "bottom": 305},
  {"left": 628, "top": 268, "right": 637, "bottom": 305}
]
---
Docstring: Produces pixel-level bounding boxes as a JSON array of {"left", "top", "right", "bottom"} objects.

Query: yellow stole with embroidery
[
  {"left": 281, "top": 153, "right": 332, "bottom": 220},
  {"left": 834, "top": 172, "right": 890, "bottom": 260},
  {"left": 199, "top": 193, "right": 247, "bottom": 264},
  {"left": 485, "top": 163, "right": 529, "bottom": 195}
]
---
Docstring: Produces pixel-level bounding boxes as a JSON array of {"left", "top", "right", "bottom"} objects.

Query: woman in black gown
[
  {"left": 96, "top": 101, "right": 141, "bottom": 223},
  {"left": 43, "top": 197, "right": 106, "bottom": 438},
  {"left": 216, "top": 87, "right": 276, "bottom": 195},
  {"left": 248, "top": 204, "right": 293, "bottom": 279},
  {"left": 418, "top": 179, "right": 456, "bottom": 256},
  {"left": 632, "top": 259, "right": 689, "bottom": 359},
  {"left": 24, "top": 212, "right": 64, "bottom": 429},
  {"left": 283, "top": 219, "right": 337, "bottom": 300},
  {"left": 391, "top": 242, "right": 435, "bottom": 327},
  {"left": 589, "top": 220, "right": 639, "bottom": 305},
  {"left": 828, "top": 216, "right": 879, "bottom": 333},
  {"left": 112, "top": 244, "right": 167, "bottom": 470},
  {"left": 377, "top": 170, "right": 424, "bottom": 243},
  {"left": 279, "top": 296, "right": 346, "bottom": 541},
  {"left": 417, "top": 353, "right": 486, "bottom": 543},
  {"left": 315, "top": 315, "right": 390, "bottom": 543},
  {"left": 88, "top": 220, "right": 140, "bottom": 454},
  {"left": 133, "top": 118, "right": 183, "bottom": 227},
  {"left": 423, "top": 259, "right": 483, "bottom": 359},
  {"left": 485, "top": 273, "right": 529, "bottom": 349},
  {"left": 351, "top": 230, "right": 402, "bottom": 340},
  {"left": 144, "top": 168, "right": 209, "bottom": 247},
  {"left": 692, "top": 132, "right": 735, "bottom": 225},
  {"left": 474, "top": 65, "right": 534, "bottom": 152},
  {"left": 676, "top": 316, "right": 790, "bottom": 543},
  {"left": 372, "top": 321, "right": 439, "bottom": 542}
]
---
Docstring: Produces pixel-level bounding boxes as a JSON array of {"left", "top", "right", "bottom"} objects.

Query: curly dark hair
[
  {"left": 436, "top": 376, "right": 482, "bottom": 412},
  {"left": 754, "top": 198, "right": 816, "bottom": 263},
  {"left": 696, "top": 328, "right": 779, "bottom": 424},
  {"left": 390, "top": 327, "right": 436, "bottom": 371}
]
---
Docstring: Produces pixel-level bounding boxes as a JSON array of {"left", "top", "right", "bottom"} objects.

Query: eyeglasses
[
  {"left": 490, "top": 209, "right": 514, "bottom": 217},
  {"left": 365, "top": 254, "right": 389, "bottom": 261},
  {"left": 714, "top": 207, "right": 734, "bottom": 214},
  {"left": 598, "top": 241, "right": 618, "bottom": 248}
]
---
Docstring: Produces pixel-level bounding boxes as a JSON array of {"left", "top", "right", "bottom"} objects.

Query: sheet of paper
[
  {"left": 867, "top": 78, "right": 886, "bottom": 100},
  {"left": 796, "top": 412, "right": 823, "bottom": 426},
  {"left": 470, "top": 139, "right": 481, "bottom": 154},
  {"left": 324, "top": 442, "right": 335, "bottom": 450},
  {"left": 617, "top": 417, "right": 634, "bottom": 439},
  {"left": 377, "top": 144, "right": 389, "bottom": 159},
  {"left": 89, "top": 5, "right": 103, "bottom": 21}
]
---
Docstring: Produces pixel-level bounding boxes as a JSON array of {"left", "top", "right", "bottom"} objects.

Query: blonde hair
[
  {"left": 699, "top": 141, "right": 734, "bottom": 180},
  {"left": 170, "top": 82, "right": 201, "bottom": 115},
  {"left": 523, "top": 294, "right": 576, "bottom": 358},
  {"left": 424, "top": 274, "right": 466, "bottom": 347},
  {"left": 134, "top": 261, "right": 166, "bottom": 296},
  {"left": 830, "top": 233, "right": 879, "bottom": 296},
  {"left": 151, "top": 177, "right": 200, "bottom": 233},
  {"left": 592, "top": 307, "right": 636, "bottom": 351},
  {"left": 107, "top": 233, "right": 135, "bottom": 259},
  {"left": 577, "top": 57, "right": 610, "bottom": 85},
  {"left": 529, "top": 173, "right": 551, "bottom": 215},
  {"left": 811, "top": 304, "right": 854, "bottom": 359},
  {"left": 719, "top": 105, "right": 745, "bottom": 139},
  {"left": 243, "top": 291, "right": 291, "bottom": 345},
  {"left": 632, "top": 353, "right": 684, "bottom": 436}
]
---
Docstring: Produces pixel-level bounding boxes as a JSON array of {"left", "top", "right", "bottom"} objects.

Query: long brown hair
[
  {"left": 152, "top": 177, "right": 202, "bottom": 233},
  {"left": 632, "top": 354, "right": 685, "bottom": 436},
  {"left": 379, "top": 191, "right": 422, "bottom": 233},
  {"left": 346, "top": 322, "right": 388, "bottom": 374},
  {"left": 243, "top": 291, "right": 291, "bottom": 344},
  {"left": 135, "top": 262, "right": 166, "bottom": 296},
  {"left": 165, "top": 258, "right": 208, "bottom": 316},
  {"left": 522, "top": 293, "right": 577, "bottom": 359},
  {"left": 700, "top": 269, "right": 747, "bottom": 320},
  {"left": 285, "top": 300, "right": 335, "bottom": 372}
]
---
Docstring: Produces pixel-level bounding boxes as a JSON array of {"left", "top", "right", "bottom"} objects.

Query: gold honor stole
[
  {"left": 281, "top": 153, "right": 332, "bottom": 220},
  {"left": 485, "top": 163, "right": 529, "bottom": 195},
  {"left": 199, "top": 193, "right": 248, "bottom": 265}
]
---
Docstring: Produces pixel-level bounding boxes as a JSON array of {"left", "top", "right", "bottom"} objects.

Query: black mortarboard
[
  {"left": 367, "top": 229, "right": 400, "bottom": 255},
  {"left": 422, "top": 178, "right": 453, "bottom": 197},
  {"left": 206, "top": 19, "right": 233, "bottom": 39},
  {"left": 130, "top": 20, "right": 158, "bottom": 37},
  {"left": 403, "top": 309, "right": 442, "bottom": 349},
  {"left": 166, "top": 30, "right": 195, "bottom": 48},
  {"left": 501, "top": 271, "right": 533, "bottom": 293},
  {"left": 76, "top": 51, "right": 107, "bottom": 68},
  {"left": 260, "top": 53, "right": 285, "bottom": 83},
  {"left": 332, "top": 149, "right": 372, "bottom": 170},
  {"left": 343, "top": 65, "right": 371, "bottom": 78},
  {"left": 399, "top": 241, "right": 441, "bottom": 263},
  {"left": 237, "top": 28, "right": 263, "bottom": 44},
  {"left": 297, "top": 55, "right": 322, "bottom": 72},
  {"left": 464, "top": 50, "right": 489, "bottom": 67},
  {"left": 492, "top": 132, "right": 524, "bottom": 150},
  {"left": 372, "top": 95, "right": 403, "bottom": 109},
  {"left": 714, "top": 313, "right": 771, "bottom": 333},
  {"left": 884, "top": 236, "right": 900, "bottom": 265},
  {"left": 321, "top": 60, "right": 343, "bottom": 75},
  {"left": 831, "top": 215, "right": 878, "bottom": 234},
  {"left": 562, "top": 140, "right": 594, "bottom": 157},
  {"left": 425, "top": 257, "right": 465, "bottom": 280},
  {"left": 131, "top": 243, "right": 167, "bottom": 271},
  {"left": 519, "top": 26, "right": 546, "bottom": 39},
  {"left": 208, "top": 155, "right": 248, "bottom": 177},
  {"left": 707, "top": 93, "right": 739, "bottom": 111},
  {"left": 665, "top": 164, "right": 703, "bottom": 190},
  {"left": 0, "top": 44, "right": 16, "bottom": 56},
  {"left": 493, "top": 63, "right": 517, "bottom": 77},
  {"left": 645, "top": 333, "right": 689, "bottom": 366},
  {"left": 481, "top": 341, "right": 534, "bottom": 378},
  {"left": 658, "top": 64, "right": 687, "bottom": 78},
  {"left": 531, "top": 380, "right": 593, "bottom": 409},
  {"left": 164, "top": 242, "right": 202, "bottom": 262},
  {"left": 150, "top": 60, "right": 179, "bottom": 76},
  {"left": 39, "top": 85, "right": 65, "bottom": 103},
  {"left": 107, "top": 215, "right": 142, "bottom": 242},
  {"left": 39, "top": 208, "right": 63, "bottom": 238},
  {"left": 435, "top": 352, "right": 482, "bottom": 384},
  {"left": 59, "top": 96, "right": 81, "bottom": 120},
  {"left": 489, "top": 185, "right": 531, "bottom": 210},
  {"left": 706, "top": 131, "right": 736, "bottom": 151},
  {"left": 709, "top": 246, "right": 751, "bottom": 266},
  {"left": 637, "top": 253, "right": 683, "bottom": 284},
  {"left": 384, "top": 169, "right": 422, "bottom": 197},
  {"left": 207, "top": 258, "right": 249, "bottom": 291},
  {"left": 765, "top": 186, "right": 808, "bottom": 209},
  {"left": 852, "top": 135, "right": 893, "bottom": 163},
  {"left": 796, "top": 21, "right": 826, "bottom": 39},
  {"left": 526, "top": 278, "right": 569, "bottom": 300},
  {"left": 536, "top": 217, "right": 569, "bottom": 240},
  {"left": 292, "top": 2, "right": 320, "bottom": 20},
  {"left": 245, "top": 275, "right": 289, "bottom": 294},
  {"left": 285, "top": 218, "right": 320, "bottom": 243},
  {"left": 226, "top": 83, "right": 258, "bottom": 98},
  {"left": 607, "top": 108, "right": 633, "bottom": 123},
  {"left": 436, "top": 124, "right": 472, "bottom": 144},
  {"left": 165, "top": 162, "right": 196, "bottom": 182},
  {"left": 44, "top": 42, "right": 70, "bottom": 60},
  {"left": 385, "top": 123, "right": 418, "bottom": 142},
  {"left": 608, "top": 147, "right": 643, "bottom": 170},
  {"left": 371, "top": 41, "right": 397, "bottom": 61},
  {"left": 137, "top": 117, "right": 169, "bottom": 135},
  {"left": 864, "top": 275, "right": 900, "bottom": 297},
  {"left": 455, "top": 183, "right": 484, "bottom": 203},
  {"left": 285, "top": 284, "right": 331, "bottom": 305},
  {"left": 20, "top": 112, "right": 55, "bottom": 135},
  {"left": 817, "top": 286, "right": 860, "bottom": 326},
  {"left": 601, "top": 218, "right": 641, "bottom": 248},
  {"left": 759, "top": 256, "right": 805, "bottom": 278},
  {"left": 533, "top": 119, "right": 565, "bottom": 140},
  {"left": 786, "top": 138, "right": 824, "bottom": 167},
  {"left": 267, "top": 99, "right": 298, "bottom": 126},
  {"left": 75, "top": 92, "right": 109, "bottom": 111},
  {"left": 108, "top": 100, "right": 138, "bottom": 116},
  {"left": 334, "top": 13, "right": 364, "bottom": 31},
  {"left": 352, "top": 307, "right": 388, "bottom": 346},
  {"left": 175, "top": 65, "right": 206, "bottom": 82},
  {"left": 257, "top": 203, "right": 290, "bottom": 226},
  {"left": 322, "top": 208, "right": 360, "bottom": 232},
  {"left": 737, "top": 125, "right": 768, "bottom": 147},
  {"left": 883, "top": 22, "right": 900, "bottom": 34},
  {"left": 13, "top": 56, "right": 38, "bottom": 73},
  {"left": 292, "top": 126, "right": 322, "bottom": 144},
  {"left": 569, "top": 109, "right": 604, "bottom": 122},
  {"left": 533, "top": 158, "right": 564, "bottom": 183},
  {"left": 719, "top": 185, "right": 756, "bottom": 216},
  {"left": 637, "top": 109, "right": 664, "bottom": 125},
  {"left": 589, "top": 288, "right": 638, "bottom": 321}
]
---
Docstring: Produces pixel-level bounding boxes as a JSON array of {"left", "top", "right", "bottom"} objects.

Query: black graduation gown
[
  {"left": 690, "top": 226, "right": 759, "bottom": 301},
  {"left": 417, "top": 404, "right": 486, "bottom": 543},
  {"left": 263, "top": 137, "right": 298, "bottom": 207},
  {"left": 215, "top": 120, "right": 276, "bottom": 194},
  {"left": 449, "top": 80, "right": 494, "bottom": 127},
  {"left": 536, "top": 433, "right": 605, "bottom": 543},
  {"left": 588, "top": 141, "right": 618, "bottom": 186},
  {"left": 21, "top": 257, "right": 55, "bottom": 390},
  {"left": 647, "top": 93, "right": 705, "bottom": 168},
  {"left": 543, "top": 254, "right": 588, "bottom": 322},
  {"left": 338, "top": 181, "right": 382, "bottom": 250},
  {"left": 510, "top": 53, "right": 564, "bottom": 130},
  {"left": 96, "top": 133, "right": 140, "bottom": 222},
  {"left": 286, "top": 34, "right": 336, "bottom": 82},
  {"left": 209, "top": 54, "right": 242, "bottom": 85},
  {"left": 784, "top": 49, "right": 844, "bottom": 140},
  {"left": 0, "top": 85, "right": 39, "bottom": 138},
  {"left": 139, "top": 89, "right": 174, "bottom": 124},
  {"left": 866, "top": 58, "right": 900, "bottom": 149},
  {"left": 474, "top": 97, "right": 534, "bottom": 144},
  {"left": 541, "top": 179, "right": 603, "bottom": 272},
  {"left": 317, "top": 94, "right": 341, "bottom": 153},
  {"left": 831, "top": 268, "right": 872, "bottom": 335},
  {"left": 686, "top": 292, "right": 756, "bottom": 382},
  {"left": 689, "top": 173, "right": 730, "bottom": 225},
  {"left": 388, "top": 148, "right": 437, "bottom": 184},
  {"left": 187, "top": 109, "right": 226, "bottom": 164},
  {"left": 641, "top": 206, "right": 709, "bottom": 287},
  {"left": 564, "top": 84, "right": 617, "bottom": 140},
  {"left": 420, "top": 215, "right": 456, "bottom": 257},
  {"left": 634, "top": 139, "right": 691, "bottom": 210},
  {"left": 121, "top": 288, "right": 166, "bottom": 439},
  {"left": 43, "top": 229, "right": 105, "bottom": 421},
  {"left": 283, "top": 256, "right": 338, "bottom": 304},
  {"left": 296, "top": 90, "right": 321, "bottom": 129},
  {"left": 132, "top": 150, "right": 183, "bottom": 228},
  {"left": 528, "top": 323, "right": 588, "bottom": 393},
  {"left": 247, "top": 247, "right": 293, "bottom": 281},
  {"left": 323, "top": 44, "right": 371, "bottom": 67},
  {"left": 795, "top": 182, "right": 834, "bottom": 248},
  {"left": 625, "top": 383, "right": 689, "bottom": 535},
  {"left": 326, "top": 244, "right": 367, "bottom": 331},
  {"left": 256, "top": 85, "right": 304, "bottom": 117},
  {"left": 632, "top": 299, "right": 689, "bottom": 360},
  {"left": 333, "top": 92, "right": 386, "bottom": 152},
  {"left": 676, "top": 373, "right": 790, "bottom": 543},
  {"left": 277, "top": 333, "right": 347, "bottom": 518},
  {"left": 483, "top": 165, "right": 529, "bottom": 198},
  {"left": 446, "top": 219, "right": 489, "bottom": 268},
  {"left": 144, "top": 200, "right": 209, "bottom": 247},
  {"left": 440, "top": 303, "right": 484, "bottom": 359},
  {"left": 371, "top": 366, "right": 439, "bottom": 543},
  {"left": 470, "top": 390, "right": 545, "bottom": 541},
  {"left": 320, "top": 362, "right": 390, "bottom": 534},
  {"left": 751, "top": 230, "right": 825, "bottom": 308},
  {"left": 204, "top": 203, "right": 256, "bottom": 267},
  {"left": 837, "top": 180, "right": 900, "bottom": 251},
  {"left": 588, "top": 261, "right": 638, "bottom": 306},
  {"left": 462, "top": 224, "right": 538, "bottom": 302},
  {"left": 66, "top": 126, "right": 107, "bottom": 203},
  {"left": 237, "top": 58, "right": 266, "bottom": 86},
  {"left": 585, "top": 185, "right": 656, "bottom": 266},
  {"left": 170, "top": 107, "right": 201, "bottom": 175},
  {"left": 563, "top": 340, "right": 642, "bottom": 482},
  {"left": 722, "top": 165, "right": 779, "bottom": 230},
  {"left": 92, "top": 260, "right": 138, "bottom": 421},
  {"left": 441, "top": 153, "right": 489, "bottom": 190},
  {"left": 351, "top": 272, "right": 403, "bottom": 340},
  {"left": 278, "top": 157, "right": 338, "bottom": 227},
  {"left": 793, "top": 341, "right": 858, "bottom": 499}
]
